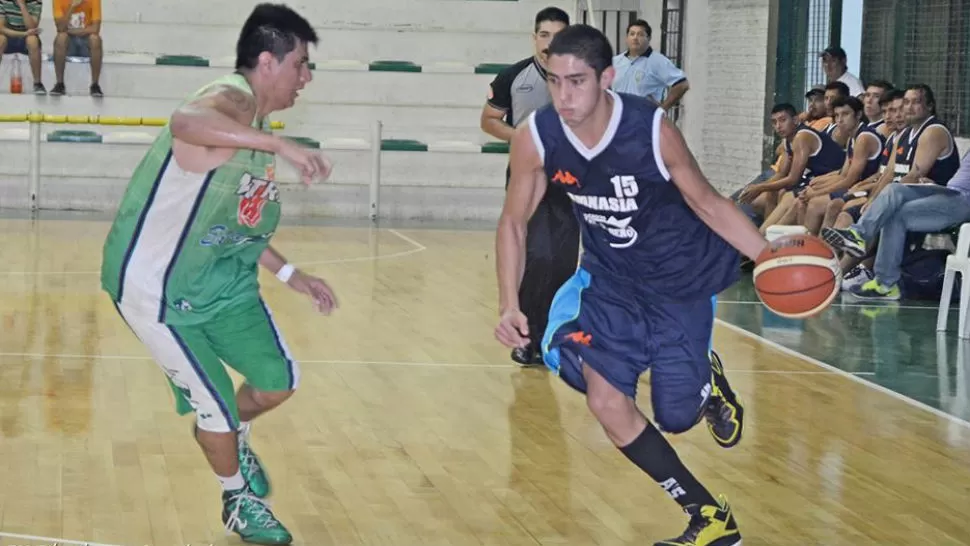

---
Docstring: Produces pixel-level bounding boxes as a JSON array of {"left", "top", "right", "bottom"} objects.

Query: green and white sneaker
[
  {"left": 222, "top": 487, "right": 293, "bottom": 545},
  {"left": 238, "top": 423, "right": 271, "bottom": 498},
  {"left": 192, "top": 422, "right": 271, "bottom": 498}
]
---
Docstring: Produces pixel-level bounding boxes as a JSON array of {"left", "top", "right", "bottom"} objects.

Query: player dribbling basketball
[{"left": 495, "top": 25, "right": 770, "bottom": 545}]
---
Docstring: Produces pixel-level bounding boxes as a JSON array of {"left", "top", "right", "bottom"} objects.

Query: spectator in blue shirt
[{"left": 610, "top": 19, "right": 688, "bottom": 110}]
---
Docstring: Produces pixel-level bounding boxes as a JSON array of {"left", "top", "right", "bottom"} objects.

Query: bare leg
[
  {"left": 195, "top": 429, "right": 240, "bottom": 477},
  {"left": 54, "top": 32, "right": 69, "bottom": 84},
  {"left": 583, "top": 363, "right": 646, "bottom": 446},
  {"left": 236, "top": 384, "right": 294, "bottom": 423},
  {"left": 88, "top": 34, "right": 103, "bottom": 85},
  {"left": 759, "top": 191, "right": 796, "bottom": 234},
  {"left": 804, "top": 195, "right": 831, "bottom": 235},
  {"left": 821, "top": 198, "right": 845, "bottom": 231},
  {"left": 26, "top": 35, "right": 42, "bottom": 83},
  {"left": 581, "top": 362, "right": 739, "bottom": 542}
]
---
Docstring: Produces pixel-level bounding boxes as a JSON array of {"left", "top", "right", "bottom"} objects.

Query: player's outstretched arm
[
  {"left": 495, "top": 122, "right": 548, "bottom": 348},
  {"left": 658, "top": 116, "right": 768, "bottom": 261},
  {"left": 170, "top": 85, "right": 280, "bottom": 153}
]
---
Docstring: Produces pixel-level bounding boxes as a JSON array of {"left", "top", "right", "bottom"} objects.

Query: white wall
[
  {"left": 681, "top": 0, "right": 773, "bottom": 195},
  {"left": 639, "top": 0, "right": 663, "bottom": 41}
]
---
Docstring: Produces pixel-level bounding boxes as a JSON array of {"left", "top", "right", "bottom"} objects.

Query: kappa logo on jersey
[
  {"left": 552, "top": 170, "right": 579, "bottom": 186},
  {"left": 236, "top": 173, "right": 279, "bottom": 228},
  {"left": 564, "top": 331, "right": 592, "bottom": 346}
]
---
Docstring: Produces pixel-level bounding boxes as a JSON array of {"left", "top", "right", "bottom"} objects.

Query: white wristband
[{"left": 276, "top": 263, "right": 295, "bottom": 283}]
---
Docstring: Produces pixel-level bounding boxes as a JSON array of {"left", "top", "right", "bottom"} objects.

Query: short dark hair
[
  {"left": 880, "top": 88, "right": 904, "bottom": 106},
  {"left": 771, "top": 103, "right": 798, "bottom": 118},
  {"left": 906, "top": 83, "right": 937, "bottom": 114},
  {"left": 831, "top": 95, "right": 864, "bottom": 115},
  {"left": 866, "top": 79, "right": 894, "bottom": 93},
  {"left": 824, "top": 80, "right": 850, "bottom": 98},
  {"left": 627, "top": 19, "right": 651, "bottom": 36},
  {"left": 235, "top": 3, "right": 318, "bottom": 71},
  {"left": 547, "top": 24, "right": 613, "bottom": 77},
  {"left": 821, "top": 46, "right": 847, "bottom": 62},
  {"left": 535, "top": 7, "right": 570, "bottom": 32}
]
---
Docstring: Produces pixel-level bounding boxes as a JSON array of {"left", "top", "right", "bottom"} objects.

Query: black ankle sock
[{"left": 618, "top": 421, "right": 717, "bottom": 508}]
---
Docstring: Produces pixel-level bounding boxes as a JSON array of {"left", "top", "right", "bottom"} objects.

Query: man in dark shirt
[{"left": 480, "top": 6, "right": 579, "bottom": 366}]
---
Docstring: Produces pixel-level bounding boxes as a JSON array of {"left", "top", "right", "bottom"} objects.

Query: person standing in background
[
  {"left": 820, "top": 46, "right": 864, "bottom": 97},
  {"left": 480, "top": 6, "right": 580, "bottom": 367},
  {"left": 610, "top": 19, "right": 688, "bottom": 110}
]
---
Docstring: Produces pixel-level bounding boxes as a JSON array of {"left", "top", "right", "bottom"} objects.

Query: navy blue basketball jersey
[
  {"left": 892, "top": 116, "right": 962, "bottom": 185},
  {"left": 527, "top": 90, "right": 739, "bottom": 302},
  {"left": 784, "top": 124, "right": 846, "bottom": 180},
  {"left": 878, "top": 130, "right": 898, "bottom": 169},
  {"left": 846, "top": 122, "right": 885, "bottom": 180}
]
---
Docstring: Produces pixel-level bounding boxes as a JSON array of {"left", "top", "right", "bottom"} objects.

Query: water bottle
[{"left": 9, "top": 55, "right": 23, "bottom": 94}]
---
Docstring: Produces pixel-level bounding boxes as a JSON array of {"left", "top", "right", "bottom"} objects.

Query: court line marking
[
  {"left": 716, "top": 299, "right": 946, "bottom": 311},
  {"left": 716, "top": 318, "right": 970, "bottom": 429},
  {"left": 0, "top": 351, "right": 873, "bottom": 375},
  {"left": 0, "top": 531, "right": 126, "bottom": 546},
  {"left": 0, "top": 228, "right": 426, "bottom": 276},
  {"left": 299, "top": 228, "right": 427, "bottom": 266}
]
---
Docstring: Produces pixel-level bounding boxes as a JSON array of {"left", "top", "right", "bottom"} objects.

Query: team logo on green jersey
[{"left": 236, "top": 172, "right": 279, "bottom": 228}]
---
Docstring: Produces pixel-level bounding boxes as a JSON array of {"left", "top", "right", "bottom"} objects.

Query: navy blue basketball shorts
[
  {"left": 791, "top": 178, "right": 811, "bottom": 197},
  {"left": 541, "top": 267, "right": 715, "bottom": 433},
  {"left": 844, "top": 204, "right": 863, "bottom": 222}
]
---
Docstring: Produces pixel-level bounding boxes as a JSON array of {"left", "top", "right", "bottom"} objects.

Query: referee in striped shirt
[{"left": 480, "top": 6, "right": 579, "bottom": 367}]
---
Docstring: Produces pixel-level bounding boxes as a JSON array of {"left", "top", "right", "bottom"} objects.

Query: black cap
[
  {"left": 820, "top": 46, "right": 847, "bottom": 61},
  {"left": 805, "top": 86, "right": 825, "bottom": 99}
]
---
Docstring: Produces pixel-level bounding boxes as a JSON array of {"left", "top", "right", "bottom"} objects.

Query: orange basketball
[{"left": 753, "top": 234, "right": 841, "bottom": 319}]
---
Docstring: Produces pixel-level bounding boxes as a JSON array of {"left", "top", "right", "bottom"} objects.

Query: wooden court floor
[{"left": 1, "top": 216, "right": 969, "bottom": 546}]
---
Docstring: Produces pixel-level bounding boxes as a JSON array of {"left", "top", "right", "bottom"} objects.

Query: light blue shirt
[
  {"left": 947, "top": 150, "right": 970, "bottom": 201},
  {"left": 611, "top": 48, "right": 686, "bottom": 103}
]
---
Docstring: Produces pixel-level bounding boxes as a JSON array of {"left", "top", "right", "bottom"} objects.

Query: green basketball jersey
[{"left": 101, "top": 73, "right": 281, "bottom": 325}]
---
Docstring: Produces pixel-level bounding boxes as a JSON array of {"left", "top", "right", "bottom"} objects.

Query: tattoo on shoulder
[{"left": 222, "top": 87, "right": 255, "bottom": 114}]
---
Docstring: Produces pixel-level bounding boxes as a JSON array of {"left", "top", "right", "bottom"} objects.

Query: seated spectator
[
  {"left": 730, "top": 87, "right": 832, "bottom": 219},
  {"left": 820, "top": 46, "right": 864, "bottom": 97},
  {"left": 0, "top": 0, "right": 44, "bottom": 94},
  {"left": 862, "top": 79, "right": 895, "bottom": 137},
  {"left": 823, "top": 84, "right": 964, "bottom": 300},
  {"left": 823, "top": 88, "right": 905, "bottom": 291},
  {"left": 824, "top": 151, "right": 970, "bottom": 301},
  {"left": 824, "top": 88, "right": 906, "bottom": 233},
  {"left": 864, "top": 84, "right": 961, "bottom": 199},
  {"left": 784, "top": 96, "right": 884, "bottom": 234},
  {"left": 821, "top": 81, "right": 852, "bottom": 147},
  {"left": 743, "top": 103, "right": 846, "bottom": 234},
  {"left": 50, "top": 0, "right": 102, "bottom": 96},
  {"left": 804, "top": 86, "right": 834, "bottom": 131},
  {"left": 611, "top": 19, "right": 688, "bottom": 109}
]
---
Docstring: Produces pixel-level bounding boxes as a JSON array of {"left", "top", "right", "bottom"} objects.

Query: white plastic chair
[{"left": 936, "top": 223, "right": 970, "bottom": 338}]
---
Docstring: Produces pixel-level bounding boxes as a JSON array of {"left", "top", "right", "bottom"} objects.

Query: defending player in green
[{"left": 100, "top": 4, "right": 335, "bottom": 544}]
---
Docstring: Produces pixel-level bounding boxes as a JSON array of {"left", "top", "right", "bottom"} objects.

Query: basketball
[{"left": 753, "top": 234, "right": 841, "bottom": 319}]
